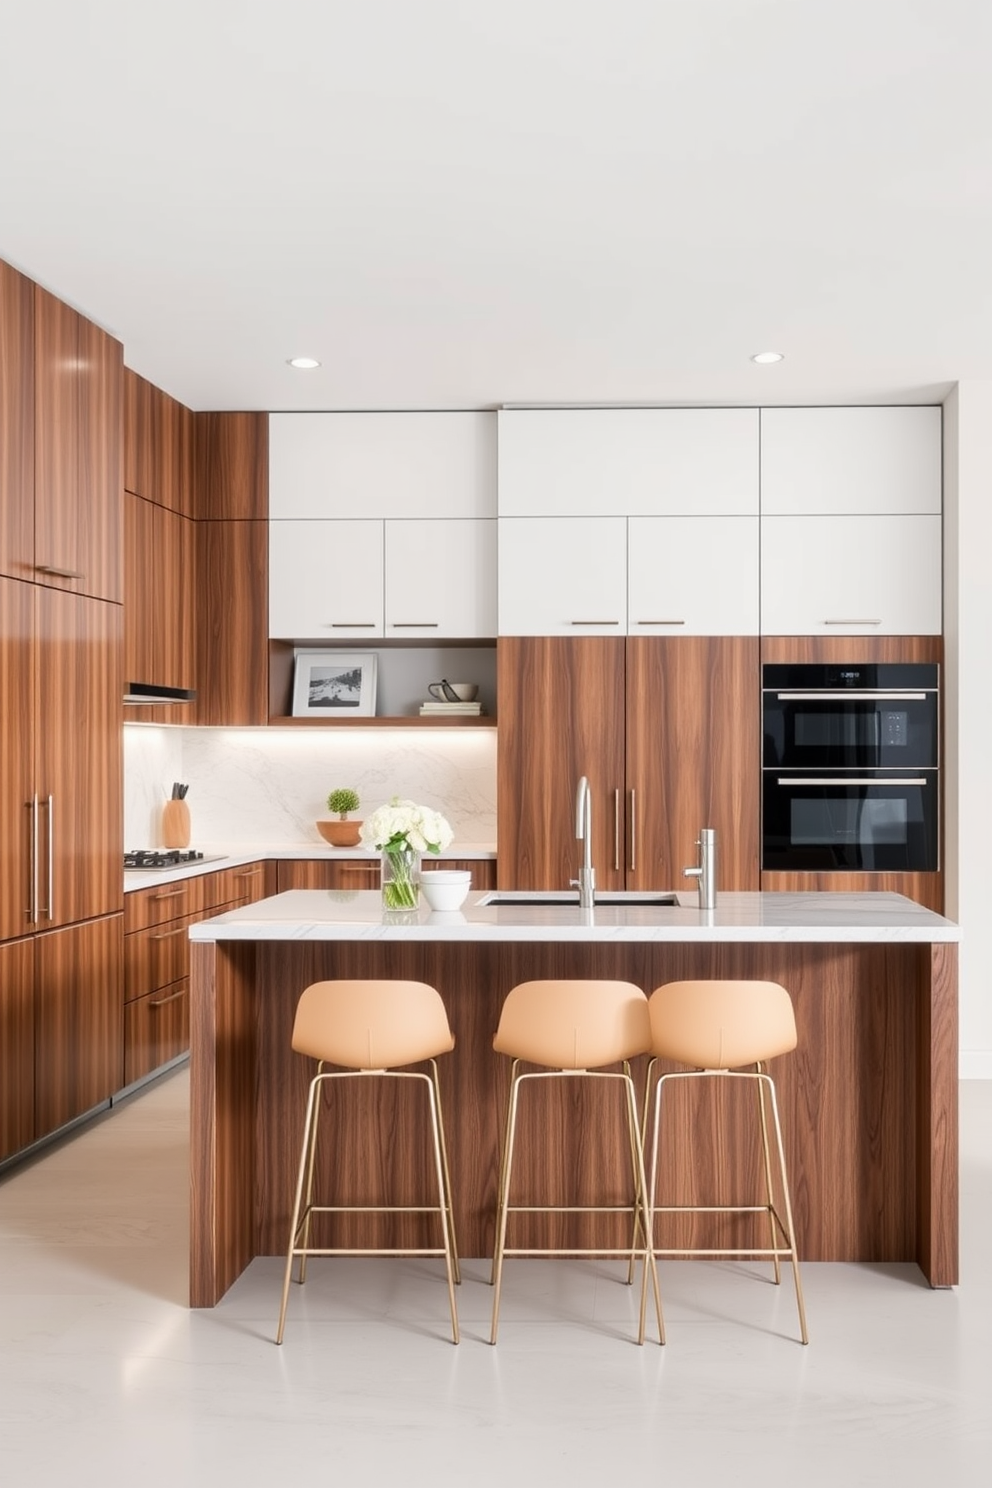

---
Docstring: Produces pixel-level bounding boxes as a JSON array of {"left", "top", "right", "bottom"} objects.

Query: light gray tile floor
[{"left": 1, "top": 1069, "right": 990, "bottom": 1485}]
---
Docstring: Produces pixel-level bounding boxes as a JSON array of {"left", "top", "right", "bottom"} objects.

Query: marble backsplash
[{"left": 124, "top": 725, "right": 498, "bottom": 850}]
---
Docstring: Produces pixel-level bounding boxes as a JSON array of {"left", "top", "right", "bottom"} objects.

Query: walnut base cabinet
[
  {"left": 0, "top": 938, "right": 36, "bottom": 1162},
  {"left": 497, "top": 635, "right": 760, "bottom": 893},
  {"left": 34, "top": 916, "right": 123, "bottom": 1139},
  {"left": 275, "top": 858, "right": 496, "bottom": 893}
]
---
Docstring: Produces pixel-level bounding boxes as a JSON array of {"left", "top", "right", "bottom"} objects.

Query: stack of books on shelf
[{"left": 418, "top": 700, "right": 486, "bottom": 716}]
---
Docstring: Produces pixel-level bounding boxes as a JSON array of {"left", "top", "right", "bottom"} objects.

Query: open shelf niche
[{"left": 268, "top": 639, "right": 497, "bottom": 726}]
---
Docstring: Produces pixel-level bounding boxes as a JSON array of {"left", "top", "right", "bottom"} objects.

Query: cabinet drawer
[
  {"left": 124, "top": 877, "right": 204, "bottom": 932},
  {"left": 204, "top": 861, "right": 270, "bottom": 908},
  {"left": 124, "top": 916, "right": 193, "bottom": 1002},
  {"left": 124, "top": 979, "right": 190, "bottom": 1087}
]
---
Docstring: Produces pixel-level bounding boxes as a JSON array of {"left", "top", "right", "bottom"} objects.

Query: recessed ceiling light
[
  {"left": 287, "top": 356, "right": 321, "bottom": 369},
  {"left": 751, "top": 351, "right": 784, "bottom": 365}
]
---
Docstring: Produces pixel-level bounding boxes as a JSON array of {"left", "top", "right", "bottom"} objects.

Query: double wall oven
[{"left": 762, "top": 664, "right": 939, "bottom": 873}]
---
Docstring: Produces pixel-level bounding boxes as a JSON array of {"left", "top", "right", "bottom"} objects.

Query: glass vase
[{"left": 381, "top": 844, "right": 422, "bottom": 910}]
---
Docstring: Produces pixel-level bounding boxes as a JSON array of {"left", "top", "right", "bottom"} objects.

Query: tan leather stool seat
[{"left": 276, "top": 979, "right": 460, "bottom": 1344}]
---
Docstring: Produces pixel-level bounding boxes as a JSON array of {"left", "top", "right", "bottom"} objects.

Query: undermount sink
[{"left": 478, "top": 890, "right": 680, "bottom": 908}]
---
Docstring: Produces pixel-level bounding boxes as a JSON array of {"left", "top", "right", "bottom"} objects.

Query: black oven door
[
  {"left": 763, "top": 691, "right": 938, "bottom": 770},
  {"left": 762, "top": 771, "right": 938, "bottom": 872}
]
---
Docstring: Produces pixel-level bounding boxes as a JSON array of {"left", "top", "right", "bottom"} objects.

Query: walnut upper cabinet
[
  {"left": 0, "top": 259, "right": 34, "bottom": 583},
  {"left": 32, "top": 284, "right": 123, "bottom": 603},
  {"left": 267, "top": 412, "right": 497, "bottom": 639},
  {"left": 497, "top": 409, "right": 760, "bottom": 636},
  {"left": 123, "top": 368, "right": 193, "bottom": 516},
  {"left": 759, "top": 407, "right": 942, "bottom": 635}
]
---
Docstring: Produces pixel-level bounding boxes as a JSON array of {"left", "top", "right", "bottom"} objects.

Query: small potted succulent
[{"left": 317, "top": 788, "right": 363, "bottom": 847}]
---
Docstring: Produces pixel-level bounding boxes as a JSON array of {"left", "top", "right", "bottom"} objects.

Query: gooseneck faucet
[{"left": 570, "top": 775, "right": 596, "bottom": 909}]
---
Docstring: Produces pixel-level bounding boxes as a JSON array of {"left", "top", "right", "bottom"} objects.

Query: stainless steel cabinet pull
[
  {"left": 341, "top": 864, "right": 379, "bottom": 873},
  {"left": 36, "top": 564, "right": 84, "bottom": 580},
  {"left": 149, "top": 988, "right": 188, "bottom": 1008},
  {"left": 391, "top": 622, "right": 439, "bottom": 628},
  {"left": 823, "top": 618, "right": 882, "bottom": 626},
  {"left": 328, "top": 622, "right": 376, "bottom": 628},
  {"left": 151, "top": 926, "right": 187, "bottom": 941},
  {"left": 153, "top": 888, "right": 187, "bottom": 901},
  {"left": 613, "top": 789, "right": 620, "bottom": 872},
  {"left": 235, "top": 868, "right": 263, "bottom": 879},
  {"left": 45, "top": 795, "right": 54, "bottom": 921},
  {"left": 629, "top": 788, "right": 637, "bottom": 873},
  {"left": 29, "top": 795, "right": 39, "bottom": 923},
  {"left": 570, "top": 619, "right": 620, "bottom": 626},
  {"left": 775, "top": 692, "right": 926, "bottom": 702},
  {"left": 778, "top": 777, "right": 928, "bottom": 787},
  {"left": 636, "top": 619, "right": 686, "bottom": 625}
]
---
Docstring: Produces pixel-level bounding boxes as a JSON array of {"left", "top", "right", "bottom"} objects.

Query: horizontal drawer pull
[
  {"left": 391, "top": 621, "right": 439, "bottom": 628},
  {"left": 152, "top": 888, "right": 188, "bottom": 901},
  {"left": 570, "top": 619, "right": 620, "bottom": 626},
  {"left": 777, "top": 777, "right": 929, "bottom": 787},
  {"left": 636, "top": 619, "right": 686, "bottom": 625},
  {"left": 150, "top": 926, "right": 187, "bottom": 941},
  {"left": 149, "top": 988, "right": 188, "bottom": 1008},
  {"left": 340, "top": 865, "right": 379, "bottom": 874},
  {"left": 234, "top": 868, "right": 264, "bottom": 878},
  {"left": 823, "top": 618, "right": 882, "bottom": 626},
  {"left": 36, "top": 564, "right": 84, "bottom": 579},
  {"left": 328, "top": 622, "right": 376, "bottom": 628}
]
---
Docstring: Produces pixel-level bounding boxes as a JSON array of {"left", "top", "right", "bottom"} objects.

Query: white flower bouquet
[{"left": 360, "top": 798, "right": 454, "bottom": 909}]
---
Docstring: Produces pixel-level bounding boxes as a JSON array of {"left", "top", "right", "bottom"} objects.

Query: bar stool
[
  {"left": 275, "top": 979, "right": 460, "bottom": 1344},
  {"left": 638, "top": 978, "right": 808, "bottom": 1345},
  {"left": 489, "top": 978, "right": 663, "bottom": 1344}
]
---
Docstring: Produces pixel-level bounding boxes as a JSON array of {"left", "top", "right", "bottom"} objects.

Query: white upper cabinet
[
  {"left": 498, "top": 409, "right": 759, "bottom": 516},
  {"left": 269, "top": 412, "right": 497, "bottom": 520},
  {"left": 761, "top": 515, "right": 942, "bottom": 635},
  {"left": 269, "top": 520, "right": 384, "bottom": 639},
  {"left": 498, "top": 517, "right": 628, "bottom": 636},
  {"left": 627, "top": 517, "right": 759, "bottom": 635},
  {"left": 760, "top": 407, "right": 942, "bottom": 515},
  {"left": 385, "top": 519, "right": 497, "bottom": 638}
]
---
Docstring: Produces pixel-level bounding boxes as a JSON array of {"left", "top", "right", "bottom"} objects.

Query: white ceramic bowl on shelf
[{"left": 420, "top": 869, "right": 473, "bottom": 912}]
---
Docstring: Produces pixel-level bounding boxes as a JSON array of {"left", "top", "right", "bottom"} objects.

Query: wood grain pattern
[
  {"left": 762, "top": 871, "right": 943, "bottom": 913},
  {"left": 275, "top": 859, "right": 497, "bottom": 892},
  {"left": 33, "top": 285, "right": 80, "bottom": 589},
  {"left": 917, "top": 940, "right": 959, "bottom": 1285},
  {"left": 627, "top": 636, "right": 760, "bottom": 891},
  {"left": 124, "top": 978, "right": 190, "bottom": 1087},
  {"left": 124, "top": 878, "right": 205, "bottom": 933},
  {"left": 34, "top": 915, "right": 123, "bottom": 1134},
  {"left": 0, "top": 259, "right": 34, "bottom": 581},
  {"left": 76, "top": 312, "right": 123, "bottom": 604},
  {"left": 124, "top": 494, "right": 195, "bottom": 717},
  {"left": 187, "top": 930, "right": 957, "bottom": 1302},
  {"left": 194, "top": 520, "right": 268, "bottom": 725},
  {"left": 497, "top": 637, "right": 627, "bottom": 890},
  {"left": 0, "top": 579, "right": 35, "bottom": 942},
  {"left": 123, "top": 367, "right": 148, "bottom": 500},
  {"left": 190, "top": 939, "right": 258, "bottom": 1307},
  {"left": 761, "top": 636, "right": 943, "bottom": 665},
  {"left": 36, "top": 591, "right": 123, "bottom": 926},
  {"left": 195, "top": 412, "right": 269, "bottom": 520},
  {"left": 0, "top": 937, "right": 35, "bottom": 1160},
  {"left": 124, "top": 915, "right": 194, "bottom": 1002}
]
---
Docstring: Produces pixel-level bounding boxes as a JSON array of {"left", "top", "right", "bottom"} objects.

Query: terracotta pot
[{"left": 316, "top": 819, "right": 363, "bottom": 847}]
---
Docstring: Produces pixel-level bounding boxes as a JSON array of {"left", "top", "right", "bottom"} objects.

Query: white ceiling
[{"left": 2, "top": 0, "right": 990, "bottom": 412}]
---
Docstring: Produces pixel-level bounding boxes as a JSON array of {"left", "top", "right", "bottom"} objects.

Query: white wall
[
  {"left": 124, "top": 725, "right": 497, "bottom": 850},
  {"left": 943, "top": 381, "right": 992, "bottom": 1077}
]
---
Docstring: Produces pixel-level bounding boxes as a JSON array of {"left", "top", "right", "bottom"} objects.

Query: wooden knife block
[{"left": 162, "top": 798, "right": 191, "bottom": 848}]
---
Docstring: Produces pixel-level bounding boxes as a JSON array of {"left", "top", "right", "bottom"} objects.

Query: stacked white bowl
[{"left": 420, "top": 869, "right": 473, "bottom": 911}]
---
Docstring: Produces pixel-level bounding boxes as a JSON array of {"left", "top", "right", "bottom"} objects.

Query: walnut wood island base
[{"left": 188, "top": 891, "right": 959, "bottom": 1308}]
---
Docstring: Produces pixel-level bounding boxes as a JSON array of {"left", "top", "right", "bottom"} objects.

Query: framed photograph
[{"left": 292, "top": 651, "right": 378, "bottom": 718}]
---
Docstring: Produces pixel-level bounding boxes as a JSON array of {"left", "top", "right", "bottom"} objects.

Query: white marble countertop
[
  {"left": 123, "top": 843, "right": 497, "bottom": 893},
  {"left": 188, "top": 889, "right": 960, "bottom": 944}
]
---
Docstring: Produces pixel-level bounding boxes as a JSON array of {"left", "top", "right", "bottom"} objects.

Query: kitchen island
[{"left": 188, "top": 890, "right": 959, "bottom": 1306}]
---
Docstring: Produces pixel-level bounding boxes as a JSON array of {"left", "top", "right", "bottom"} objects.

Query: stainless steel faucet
[
  {"left": 683, "top": 827, "right": 717, "bottom": 910},
  {"left": 570, "top": 775, "right": 596, "bottom": 908}
]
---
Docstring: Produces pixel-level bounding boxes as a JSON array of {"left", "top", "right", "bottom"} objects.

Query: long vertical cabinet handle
[
  {"left": 45, "top": 794, "right": 54, "bottom": 920},
  {"left": 29, "top": 794, "right": 39, "bottom": 923},
  {"left": 629, "top": 789, "right": 636, "bottom": 874},
  {"left": 613, "top": 789, "right": 621, "bottom": 872}
]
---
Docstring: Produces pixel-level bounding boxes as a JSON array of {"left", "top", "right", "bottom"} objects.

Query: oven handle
[
  {"left": 777, "top": 777, "right": 930, "bottom": 787},
  {"left": 773, "top": 692, "right": 928, "bottom": 702}
]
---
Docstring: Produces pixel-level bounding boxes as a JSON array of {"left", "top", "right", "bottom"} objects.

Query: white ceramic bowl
[{"left": 420, "top": 869, "right": 472, "bottom": 912}]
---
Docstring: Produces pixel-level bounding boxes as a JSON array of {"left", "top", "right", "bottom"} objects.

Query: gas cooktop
[{"left": 124, "top": 850, "right": 228, "bottom": 870}]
